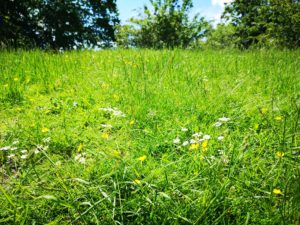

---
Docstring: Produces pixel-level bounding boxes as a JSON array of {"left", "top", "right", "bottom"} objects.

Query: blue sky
[{"left": 116, "top": 0, "right": 232, "bottom": 24}]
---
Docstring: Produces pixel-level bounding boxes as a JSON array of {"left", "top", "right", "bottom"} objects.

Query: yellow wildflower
[
  {"left": 199, "top": 155, "right": 204, "bottom": 161},
  {"left": 189, "top": 143, "right": 200, "bottom": 150},
  {"left": 202, "top": 140, "right": 209, "bottom": 152},
  {"left": 273, "top": 188, "right": 283, "bottom": 195},
  {"left": 133, "top": 179, "right": 141, "bottom": 184},
  {"left": 261, "top": 107, "right": 268, "bottom": 115},
  {"left": 41, "top": 127, "right": 49, "bottom": 133},
  {"left": 77, "top": 143, "right": 84, "bottom": 152},
  {"left": 275, "top": 116, "right": 283, "bottom": 121},
  {"left": 276, "top": 151, "right": 284, "bottom": 158},
  {"left": 129, "top": 120, "right": 135, "bottom": 126},
  {"left": 138, "top": 155, "right": 146, "bottom": 162},
  {"left": 13, "top": 77, "right": 19, "bottom": 82},
  {"left": 101, "top": 132, "right": 109, "bottom": 140},
  {"left": 111, "top": 150, "right": 121, "bottom": 158}
]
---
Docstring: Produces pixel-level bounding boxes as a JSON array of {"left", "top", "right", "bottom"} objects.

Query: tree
[
  {"left": 223, "top": 0, "right": 300, "bottom": 49},
  {"left": 205, "top": 24, "right": 237, "bottom": 49},
  {"left": 0, "top": 0, "right": 119, "bottom": 50},
  {"left": 117, "top": 0, "right": 210, "bottom": 49}
]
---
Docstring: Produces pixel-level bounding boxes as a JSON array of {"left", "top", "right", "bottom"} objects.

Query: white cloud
[{"left": 211, "top": 0, "right": 233, "bottom": 7}]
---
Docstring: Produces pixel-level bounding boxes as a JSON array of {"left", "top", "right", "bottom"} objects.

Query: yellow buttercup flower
[
  {"left": 138, "top": 155, "right": 146, "bottom": 162},
  {"left": 77, "top": 143, "right": 84, "bottom": 152},
  {"left": 261, "top": 107, "right": 268, "bottom": 115},
  {"left": 276, "top": 151, "right": 284, "bottom": 158},
  {"left": 202, "top": 140, "right": 208, "bottom": 152},
  {"left": 189, "top": 143, "right": 199, "bottom": 150},
  {"left": 133, "top": 179, "right": 141, "bottom": 184},
  {"left": 41, "top": 127, "right": 49, "bottom": 133},
  {"left": 273, "top": 188, "right": 283, "bottom": 195},
  {"left": 275, "top": 116, "right": 283, "bottom": 121},
  {"left": 129, "top": 120, "right": 135, "bottom": 126},
  {"left": 101, "top": 132, "right": 109, "bottom": 140}
]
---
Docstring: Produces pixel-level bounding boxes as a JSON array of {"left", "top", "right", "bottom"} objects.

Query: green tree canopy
[
  {"left": 223, "top": 0, "right": 300, "bottom": 48},
  {"left": 116, "top": 0, "right": 210, "bottom": 49},
  {"left": 0, "top": 0, "right": 119, "bottom": 50}
]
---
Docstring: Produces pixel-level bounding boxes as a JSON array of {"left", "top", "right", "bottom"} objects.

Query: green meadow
[{"left": 0, "top": 50, "right": 299, "bottom": 224}]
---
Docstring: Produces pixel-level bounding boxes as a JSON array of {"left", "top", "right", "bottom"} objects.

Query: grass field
[{"left": 0, "top": 49, "right": 299, "bottom": 224}]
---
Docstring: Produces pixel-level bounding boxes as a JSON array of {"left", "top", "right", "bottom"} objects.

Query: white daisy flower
[
  {"left": 214, "top": 122, "right": 222, "bottom": 127},
  {"left": 20, "top": 150, "right": 27, "bottom": 154},
  {"left": 101, "top": 124, "right": 113, "bottom": 128},
  {"left": 181, "top": 127, "right": 188, "bottom": 132},
  {"left": 173, "top": 137, "right": 181, "bottom": 144},
  {"left": 0, "top": 146, "right": 11, "bottom": 151},
  {"left": 218, "top": 136, "right": 224, "bottom": 141},
  {"left": 203, "top": 135, "right": 211, "bottom": 140},
  {"left": 21, "top": 154, "right": 27, "bottom": 159},
  {"left": 190, "top": 139, "right": 197, "bottom": 144},
  {"left": 182, "top": 141, "right": 189, "bottom": 146},
  {"left": 8, "top": 154, "right": 15, "bottom": 159},
  {"left": 218, "top": 117, "right": 230, "bottom": 122}
]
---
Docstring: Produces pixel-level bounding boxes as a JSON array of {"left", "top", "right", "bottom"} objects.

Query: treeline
[{"left": 1, "top": 0, "right": 299, "bottom": 50}]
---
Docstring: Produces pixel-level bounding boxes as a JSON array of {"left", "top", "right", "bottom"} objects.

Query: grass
[{"left": 0, "top": 49, "right": 299, "bottom": 224}]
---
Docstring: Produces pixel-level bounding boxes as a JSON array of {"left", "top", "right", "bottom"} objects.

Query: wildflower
[
  {"left": 8, "top": 154, "right": 15, "bottom": 159},
  {"left": 111, "top": 150, "right": 121, "bottom": 158},
  {"left": 273, "top": 188, "right": 283, "bottom": 195},
  {"left": 261, "top": 108, "right": 268, "bottom": 115},
  {"left": 74, "top": 153, "right": 86, "bottom": 164},
  {"left": 181, "top": 127, "right": 188, "bottom": 132},
  {"left": 203, "top": 135, "right": 211, "bottom": 140},
  {"left": 192, "top": 132, "right": 202, "bottom": 138},
  {"left": 20, "top": 150, "right": 27, "bottom": 154},
  {"left": 199, "top": 155, "right": 204, "bottom": 160},
  {"left": 34, "top": 149, "right": 40, "bottom": 154},
  {"left": 182, "top": 141, "right": 189, "bottom": 146},
  {"left": 275, "top": 116, "right": 283, "bottom": 121},
  {"left": 99, "top": 107, "right": 126, "bottom": 117},
  {"left": 202, "top": 140, "right": 209, "bottom": 151},
  {"left": 276, "top": 151, "right": 284, "bottom": 158},
  {"left": 214, "top": 122, "right": 222, "bottom": 127},
  {"left": 0, "top": 146, "right": 11, "bottom": 151},
  {"left": 73, "top": 102, "right": 78, "bottom": 107},
  {"left": 129, "top": 120, "right": 135, "bottom": 126},
  {"left": 218, "top": 136, "right": 224, "bottom": 141},
  {"left": 133, "top": 179, "right": 141, "bottom": 184},
  {"left": 101, "top": 124, "right": 113, "bottom": 129},
  {"left": 14, "top": 77, "right": 19, "bottom": 82},
  {"left": 4, "top": 84, "right": 8, "bottom": 88},
  {"left": 11, "top": 147, "right": 18, "bottom": 151},
  {"left": 189, "top": 143, "right": 200, "bottom": 150},
  {"left": 41, "top": 127, "right": 49, "bottom": 133},
  {"left": 42, "top": 137, "right": 51, "bottom": 143},
  {"left": 77, "top": 143, "right": 84, "bottom": 152},
  {"left": 12, "top": 140, "right": 19, "bottom": 145},
  {"left": 173, "top": 137, "right": 181, "bottom": 144},
  {"left": 190, "top": 139, "right": 197, "bottom": 144},
  {"left": 101, "top": 132, "right": 109, "bottom": 140},
  {"left": 21, "top": 154, "right": 27, "bottom": 159},
  {"left": 138, "top": 155, "right": 147, "bottom": 162},
  {"left": 218, "top": 117, "right": 230, "bottom": 122}
]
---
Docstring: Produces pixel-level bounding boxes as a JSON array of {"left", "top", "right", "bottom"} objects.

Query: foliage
[
  {"left": 0, "top": 49, "right": 299, "bottom": 224},
  {"left": 223, "top": 0, "right": 300, "bottom": 49},
  {"left": 0, "top": 0, "right": 119, "bottom": 50},
  {"left": 116, "top": 0, "right": 211, "bottom": 48},
  {"left": 205, "top": 23, "right": 237, "bottom": 49}
]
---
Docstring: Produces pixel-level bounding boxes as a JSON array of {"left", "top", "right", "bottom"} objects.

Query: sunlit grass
[{"left": 0, "top": 49, "right": 299, "bottom": 224}]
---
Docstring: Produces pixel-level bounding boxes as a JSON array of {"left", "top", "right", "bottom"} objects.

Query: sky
[{"left": 116, "top": 0, "right": 233, "bottom": 24}]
